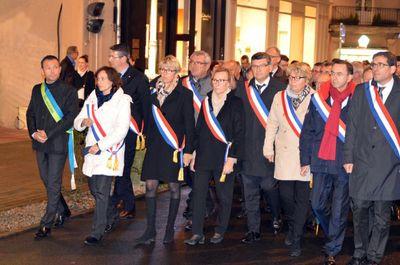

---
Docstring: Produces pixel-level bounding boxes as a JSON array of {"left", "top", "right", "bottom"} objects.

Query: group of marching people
[{"left": 27, "top": 42, "right": 400, "bottom": 265}]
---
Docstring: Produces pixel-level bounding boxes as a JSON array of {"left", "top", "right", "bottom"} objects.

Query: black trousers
[
  {"left": 351, "top": 198, "right": 392, "bottom": 263},
  {"left": 112, "top": 130, "right": 136, "bottom": 212},
  {"left": 279, "top": 180, "right": 310, "bottom": 242},
  {"left": 36, "top": 151, "right": 67, "bottom": 228},
  {"left": 242, "top": 174, "right": 280, "bottom": 233},
  {"left": 192, "top": 169, "right": 235, "bottom": 236},
  {"left": 88, "top": 175, "right": 114, "bottom": 239}
]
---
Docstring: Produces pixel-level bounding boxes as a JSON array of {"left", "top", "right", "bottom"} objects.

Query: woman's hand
[
  {"left": 265, "top": 154, "right": 274, "bottom": 163},
  {"left": 300, "top": 165, "right": 310, "bottom": 176},
  {"left": 189, "top": 152, "right": 196, "bottom": 172},
  {"left": 81, "top": 118, "right": 93, "bottom": 128},
  {"left": 89, "top": 144, "right": 100, "bottom": 155},
  {"left": 183, "top": 153, "right": 193, "bottom": 167}
]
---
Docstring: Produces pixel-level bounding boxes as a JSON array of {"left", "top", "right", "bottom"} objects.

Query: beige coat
[{"left": 263, "top": 89, "right": 313, "bottom": 181}]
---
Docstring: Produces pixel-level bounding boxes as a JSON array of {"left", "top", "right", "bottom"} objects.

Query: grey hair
[{"left": 190, "top": 50, "right": 211, "bottom": 64}]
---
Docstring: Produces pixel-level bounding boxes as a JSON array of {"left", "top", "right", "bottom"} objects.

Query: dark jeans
[
  {"left": 311, "top": 172, "right": 350, "bottom": 256},
  {"left": 112, "top": 130, "right": 136, "bottom": 212},
  {"left": 192, "top": 169, "right": 235, "bottom": 236},
  {"left": 279, "top": 180, "right": 310, "bottom": 242},
  {"left": 351, "top": 198, "right": 392, "bottom": 264},
  {"left": 88, "top": 175, "right": 114, "bottom": 239},
  {"left": 36, "top": 151, "right": 67, "bottom": 228},
  {"left": 242, "top": 174, "right": 280, "bottom": 233}
]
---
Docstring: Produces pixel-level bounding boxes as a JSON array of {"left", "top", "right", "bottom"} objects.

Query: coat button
[
  {"left": 373, "top": 126, "right": 377, "bottom": 130},
  {"left": 372, "top": 145, "right": 375, "bottom": 149}
]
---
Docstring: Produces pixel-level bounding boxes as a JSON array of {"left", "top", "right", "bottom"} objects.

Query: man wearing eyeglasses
[
  {"left": 311, "top": 62, "right": 323, "bottom": 89},
  {"left": 344, "top": 52, "right": 400, "bottom": 265},
  {"left": 266, "top": 47, "right": 288, "bottom": 84},
  {"left": 300, "top": 60, "right": 355, "bottom": 265},
  {"left": 235, "top": 52, "right": 284, "bottom": 243},
  {"left": 183, "top": 51, "right": 213, "bottom": 231},
  {"left": 107, "top": 44, "right": 150, "bottom": 228}
]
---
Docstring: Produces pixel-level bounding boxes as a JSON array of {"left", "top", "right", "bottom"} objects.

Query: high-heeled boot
[
  {"left": 163, "top": 198, "right": 180, "bottom": 244},
  {"left": 134, "top": 197, "right": 156, "bottom": 245}
]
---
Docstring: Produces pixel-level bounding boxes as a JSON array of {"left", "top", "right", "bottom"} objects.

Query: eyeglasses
[
  {"left": 159, "top": 68, "right": 176, "bottom": 74},
  {"left": 289, "top": 76, "right": 306, "bottom": 81},
  {"left": 211, "top": 79, "right": 229, "bottom": 84},
  {"left": 108, "top": 55, "right": 123, "bottom": 60},
  {"left": 331, "top": 71, "right": 347, "bottom": 77},
  {"left": 189, "top": 60, "right": 208, "bottom": 66},
  {"left": 251, "top": 63, "right": 270, "bottom": 70},
  {"left": 371, "top": 62, "right": 389, "bottom": 69}
]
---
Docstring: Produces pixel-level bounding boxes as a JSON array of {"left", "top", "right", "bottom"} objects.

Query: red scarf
[{"left": 318, "top": 82, "right": 355, "bottom": 160}]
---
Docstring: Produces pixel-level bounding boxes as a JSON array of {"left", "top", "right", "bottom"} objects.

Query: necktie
[
  {"left": 378, "top": 86, "right": 385, "bottom": 99},
  {"left": 256, "top": 84, "right": 265, "bottom": 93}
]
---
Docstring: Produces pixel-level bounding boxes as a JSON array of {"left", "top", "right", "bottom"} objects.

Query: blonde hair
[
  {"left": 159, "top": 55, "right": 181, "bottom": 73},
  {"left": 287, "top": 62, "right": 312, "bottom": 83}
]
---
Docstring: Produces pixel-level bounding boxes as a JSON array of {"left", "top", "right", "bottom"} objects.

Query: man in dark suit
[
  {"left": 266, "top": 47, "right": 288, "bottom": 84},
  {"left": 344, "top": 52, "right": 400, "bottom": 265},
  {"left": 235, "top": 52, "right": 284, "bottom": 243},
  {"left": 108, "top": 44, "right": 150, "bottom": 225},
  {"left": 26, "top": 55, "right": 78, "bottom": 239},
  {"left": 60, "top": 46, "right": 79, "bottom": 86}
]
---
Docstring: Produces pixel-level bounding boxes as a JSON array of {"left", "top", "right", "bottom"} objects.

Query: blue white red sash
[
  {"left": 150, "top": 87, "right": 157, "bottom": 95},
  {"left": 311, "top": 92, "right": 346, "bottom": 143},
  {"left": 183, "top": 76, "right": 203, "bottom": 113},
  {"left": 86, "top": 104, "right": 124, "bottom": 170},
  {"left": 129, "top": 117, "right": 145, "bottom": 150},
  {"left": 245, "top": 82, "right": 269, "bottom": 129},
  {"left": 202, "top": 97, "right": 232, "bottom": 182},
  {"left": 281, "top": 90, "right": 303, "bottom": 138},
  {"left": 364, "top": 82, "right": 400, "bottom": 159},
  {"left": 151, "top": 104, "right": 185, "bottom": 180}
]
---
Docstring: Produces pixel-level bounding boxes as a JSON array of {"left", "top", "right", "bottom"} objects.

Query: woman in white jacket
[{"left": 74, "top": 66, "right": 131, "bottom": 246}]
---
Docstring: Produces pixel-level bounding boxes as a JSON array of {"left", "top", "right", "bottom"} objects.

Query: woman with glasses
[
  {"left": 135, "top": 55, "right": 195, "bottom": 245},
  {"left": 184, "top": 66, "right": 244, "bottom": 245},
  {"left": 263, "top": 62, "right": 314, "bottom": 257}
]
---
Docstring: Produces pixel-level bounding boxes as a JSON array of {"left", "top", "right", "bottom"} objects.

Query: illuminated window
[
  {"left": 303, "top": 6, "right": 316, "bottom": 65},
  {"left": 278, "top": 1, "right": 292, "bottom": 57}
]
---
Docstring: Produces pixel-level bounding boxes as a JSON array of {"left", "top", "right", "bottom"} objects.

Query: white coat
[{"left": 74, "top": 88, "right": 131, "bottom": 177}]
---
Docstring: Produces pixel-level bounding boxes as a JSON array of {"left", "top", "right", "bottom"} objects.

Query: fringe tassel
[
  {"left": 219, "top": 173, "right": 226, "bottom": 183},
  {"left": 70, "top": 174, "right": 76, "bottom": 191}
]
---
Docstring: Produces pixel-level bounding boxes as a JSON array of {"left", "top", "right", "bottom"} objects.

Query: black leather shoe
[
  {"left": 241, "top": 231, "right": 261, "bottom": 244},
  {"left": 104, "top": 222, "right": 116, "bottom": 233},
  {"left": 184, "top": 220, "right": 192, "bottom": 231},
  {"left": 325, "top": 255, "right": 336, "bottom": 265},
  {"left": 236, "top": 209, "right": 247, "bottom": 219},
  {"left": 54, "top": 215, "right": 66, "bottom": 228},
  {"left": 84, "top": 236, "right": 101, "bottom": 246},
  {"left": 34, "top": 227, "right": 51, "bottom": 240},
  {"left": 273, "top": 218, "right": 282, "bottom": 235},
  {"left": 347, "top": 257, "right": 367, "bottom": 265}
]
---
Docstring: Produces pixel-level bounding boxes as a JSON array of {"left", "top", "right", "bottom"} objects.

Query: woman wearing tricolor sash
[
  {"left": 263, "top": 62, "right": 313, "bottom": 257},
  {"left": 184, "top": 66, "right": 244, "bottom": 245},
  {"left": 135, "top": 55, "right": 195, "bottom": 245},
  {"left": 74, "top": 66, "right": 131, "bottom": 246}
]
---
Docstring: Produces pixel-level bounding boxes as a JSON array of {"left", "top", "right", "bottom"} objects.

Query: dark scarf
[{"left": 95, "top": 87, "right": 115, "bottom": 108}]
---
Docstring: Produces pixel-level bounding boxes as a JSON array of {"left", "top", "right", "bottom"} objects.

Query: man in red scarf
[{"left": 300, "top": 60, "right": 355, "bottom": 265}]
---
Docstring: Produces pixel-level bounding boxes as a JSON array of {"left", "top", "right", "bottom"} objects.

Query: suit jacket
[
  {"left": 60, "top": 56, "right": 76, "bottom": 86},
  {"left": 194, "top": 91, "right": 245, "bottom": 171},
  {"left": 141, "top": 79, "right": 195, "bottom": 182},
  {"left": 235, "top": 77, "right": 285, "bottom": 176},
  {"left": 26, "top": 79, "right": 78, "bottom": 154},
  {"left": 272, "top": 66, "right": 288, "bottom": 84},
  {"left": 344, "top": 77, "right": 400, "bottom": 200},
  {"left": 73, "top": 70, "right": 95, "bottom": 107}
]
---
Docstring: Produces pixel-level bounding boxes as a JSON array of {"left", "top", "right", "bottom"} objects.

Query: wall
[{"left": 0, "top": 0, "right": 115, "bottom": 128}]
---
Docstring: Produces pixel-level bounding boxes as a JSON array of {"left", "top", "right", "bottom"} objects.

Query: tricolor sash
[
  {"left": 202, "top": 97, "right": 232, "bottom": 182},
  {"left": 364, "top": 82, "right": 400, "bottom": 159},
  {"left": 130, "top": 117, "right": 146, "bottom": 150},
  {"left": 245, "top": 82, "right": 269, "bottom": 129},
  {"left": 311, "top": 92, "right": 346, "bottom": 143},
  {"left": 281, "top": 90, "right": 302, "bottom": 138},
  {"left": 151, "top": 104, "right": 185, "bottom": 180},
  {"left": 40, "top": 83, "right": 77, "bottom": 190},
  {"left": 183, "top": 77, "right": 203, "bottom": 113},
  {"left": 86, "top": 104, "right": 124, "bottom": 170}
]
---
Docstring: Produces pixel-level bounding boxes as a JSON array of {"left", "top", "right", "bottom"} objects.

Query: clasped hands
[{"left": 33, "top": 130, "right": 48, "bottom": 143}]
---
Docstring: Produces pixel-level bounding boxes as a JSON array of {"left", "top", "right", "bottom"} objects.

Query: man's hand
[
  {"left": 343, "top": 163, "right": 354, "bottom": 174},
  {"left": 222, "top": 157, "right": 236, "bottom": 175},
  {"left": 189, "top": 152, "right": 196, "bottom": 172},
  {"left": 34, "top": 130, "right": 48, "bottom": 143},
  {"left": 81, "top": 118, "right": 93, "bottom": 128},
  {"left": 183, "top": 153, "right": 193, "bottom": 167},
  {"left": 89, "top": 144, "right": 100, "bottom": 155},
  {"left": 300, "top": 165, "right": 310, "bottom": 176}
]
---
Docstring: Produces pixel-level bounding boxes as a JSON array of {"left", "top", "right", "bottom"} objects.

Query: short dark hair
[
  {"left": 66, "top": 46, "right": 78, "bottom": 55},
  {"left": 373, "top": 52, "right": 397, "bottom": 66},
  {"left": 110, "top": 43, "right": 130, "bottom": 58},
  {"left": 79, "top": 54, "right": 89, "bottom": 63},
  {"left": 314, "top": 62, "right": 323, "bottom": 67},
  {"left": 251, "top": 52, "right": 271, "bottom": 62},
  {"left": 280, "top": 55, "right": 289, "bottom": 62},
  {"left": 41, "top": 55, "right": 59, "bottom": 68},
  {"left": 396, "top": 56, "right": 400, "bottom": 62},
  {"left": 290, "top": 60, "right": 299, "bottom": 65},
  {"left": 332, "top": 59, "right": 353, "bottom": 75},
  {"left": 323, "top": 61, "right": 333, "bottom": 67},
  {"left": 241, "top": 55, "right": 249, "bottom": 61},
  {"left": 95, "top": 66, "right": 123, "bottom": 94}
]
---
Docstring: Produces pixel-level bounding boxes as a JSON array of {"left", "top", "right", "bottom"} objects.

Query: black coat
[
  {"left": 60, "top": 56, "right": 76, "bottom": 86},
  {"left": 235, "top": 77, "right": 285, "bottom": 176},
  {"left": 299, "top": 94, "right": 351, "bottom": 175},
  {"left": 141, "top": 80, "right": 195, "bottom": 182},
  {"left": 73, "top": 70, "right": 95, "bottom": 107},
  {"left": 194, "top": 91, "right": 245, "bottom": 171},
  {"left": 26, "top": 79, "right": 78, "bottom": 154},
  {"left": 272, "top": 66, "right": 288, "bottom": 84},
  {"left": 344, "top": 78, "right": 400, "bottom": 200}
]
